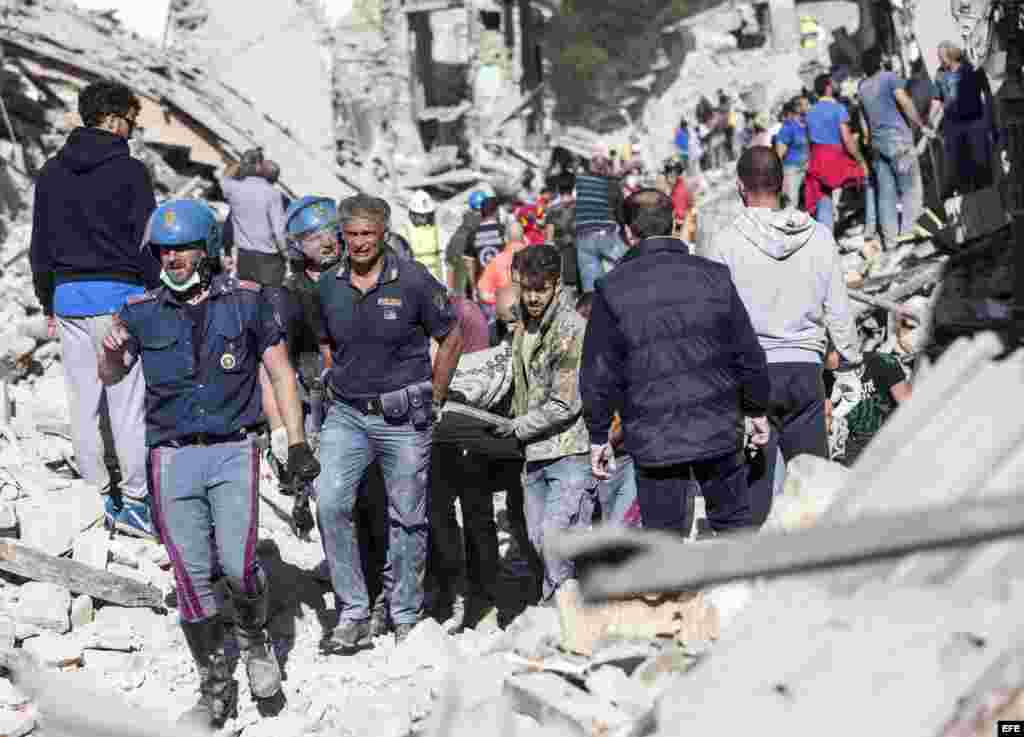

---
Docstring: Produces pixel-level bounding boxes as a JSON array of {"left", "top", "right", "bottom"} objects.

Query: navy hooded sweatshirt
[{"left": 30, "top": 127, "right": 159, "bottom": 316}]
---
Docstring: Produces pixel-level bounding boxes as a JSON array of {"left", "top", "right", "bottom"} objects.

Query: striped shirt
[{"left": 575, "top": 174, "right": 617, "bottom": 229}]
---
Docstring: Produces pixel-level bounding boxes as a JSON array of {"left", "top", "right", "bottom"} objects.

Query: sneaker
[
  {"left": 114, "top": 498, "right": 156, "bottom": 540},
  {"left": 369, "top": 602, "right": 391, "bottom": 638},
  {"left": 103, "top": 494, "right": 122, "bottom": 528},
  {"left": 324, "top": 619, "right": 370, "bottom": 653}
]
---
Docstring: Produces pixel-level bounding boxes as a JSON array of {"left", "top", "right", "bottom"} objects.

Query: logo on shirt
[
  {"left": 479, "top": 246, "right": 500, "bottom": 267},
  {"left": 221, "top": 352, "right": 237, "bottom": 370},
  {"left": 378, "top": 297, "right": 402, "bottom": 307},
  {"left": 382, "top": 310, "right": 398, "bottom": 321}
]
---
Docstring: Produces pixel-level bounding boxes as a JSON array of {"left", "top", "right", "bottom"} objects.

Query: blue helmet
[
  {"left": 148, "top": 199, "right": 221, "bottom": 259},
  {"left": 468, "top": 190, "right": 487, "bottom": 211},
  {"left": 285, "top": 196, "right": 338, "bottom": 256}
]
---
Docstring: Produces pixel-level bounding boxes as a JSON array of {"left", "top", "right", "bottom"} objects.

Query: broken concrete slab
[
  {"left": 504, "top": 672, "right": 633, "bottom": 736},
  {"left": 0, "top": 678, "right": 29, "bottom": 709},
  {"left": 16, "top": 482, "right": 103, "bottom": 557},
  {"left": 487, "top": 605, "right": 561, "bottom": 659},
  {"left": 0, "top": 617, "right": 14, "bottom": 650},
  {"left": 585, "top": 665, "right": 656, "bottom": 718},
  {"left": 12, "top": 581, "right": 70, "bottom": 636},
  {"left": 21, "top": 632, "right": 84, "bottom": 668},
  {"left": 72, "top": 527, "right": 109, "bottom": 571},
  {"left": 762, "top": 454, "right": 850, "bottom": 533},
  {"left": 0, "top": 501, "right": 16, "bottom": 538},
  {"left": 393, "top": 618, "right": 461, "bottom": 674}
]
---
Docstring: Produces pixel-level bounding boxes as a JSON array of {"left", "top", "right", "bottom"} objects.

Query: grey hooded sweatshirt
[{"left": 701, "top": 207, "right": 861, "bottom": 366}]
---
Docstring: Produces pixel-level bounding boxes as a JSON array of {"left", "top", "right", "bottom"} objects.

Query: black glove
[{"left": 287, "top": 442, "right": 321, "bottom": 484}]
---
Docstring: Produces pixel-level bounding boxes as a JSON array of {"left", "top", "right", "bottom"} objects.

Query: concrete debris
[
  {"left": 72, "top": 528, "right": 110, "bottom": 572},
  {"left": 556, "top": 580, "right": 719, "bottom": 656},
  {"left": 11, "top": 582, "right": 70, "bottom": 637},
  {"left": 69, "top": 595, "right": 94, "bottom": 630},
  {"left": 0, "top": 501, "right": 17, "bottom": 538},
  {"left": 20, "top": 632, "right": 83, "bottom": 668},
  {"left": 0, "top": 709, "right": 35, "bottom": 737},
  {"left": 762, "top": 455, "right": 850, "bottom": 533},
  {"left": 504, "top": 672, "right": 633, "bottom": 737},
  {"left": 15, "top": 482, "right": 103, "bottom": 557}
]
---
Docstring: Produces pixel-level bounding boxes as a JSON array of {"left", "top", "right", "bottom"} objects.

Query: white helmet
[{"left": 409, "top": 189, "right": 435, "bottom": 215}]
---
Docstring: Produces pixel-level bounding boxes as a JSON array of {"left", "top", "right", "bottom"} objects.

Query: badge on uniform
[
  {"left": 383, "top": 310, "right": 398, "bottom": 321},
  {"left": 221, "top": 352, "right": 237, "bottom": 370}
]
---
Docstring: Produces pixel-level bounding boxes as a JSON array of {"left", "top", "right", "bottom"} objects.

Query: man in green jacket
[{"left": 492, "top": 244, "right": 592, "bottom": 602}]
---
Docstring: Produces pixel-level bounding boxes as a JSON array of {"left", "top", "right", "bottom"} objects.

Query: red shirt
[{"left": 451, "top": 296, "right": 490, "bottom": 353}]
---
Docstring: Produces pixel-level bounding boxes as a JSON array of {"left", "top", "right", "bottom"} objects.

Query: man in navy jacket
[
  {"left": 580, "top": 189, "right": 771, "bottom": 536},
  {"left": 30, "top": 81, "right": 158, "bottom": 537}
]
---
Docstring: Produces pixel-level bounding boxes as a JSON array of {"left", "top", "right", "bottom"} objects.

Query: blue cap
[{"left": 148, "top": 199, "right": 221, "bottom": 259}]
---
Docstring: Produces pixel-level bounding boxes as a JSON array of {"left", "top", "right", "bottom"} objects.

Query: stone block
[
  {"left": 72, "top": 528, "right": 109, "bottom": 570},
  {"left": 13, "top": 581, "right": 70, "bottom": 636},
  {"left": 585, "top": 666, "right": 656, "bottom": 717},
  {"left": 0, "top": 501, "right": 17, "bottom": 538},
  {"left": 0, "top": 616, "right": 14, "bottom": 650},
  {"left": 17, "top": 482, "right": 103, "bottom": 557},
  {"left": 0, "top": 679, "right": 29, "bottom": 709},
  {"left": 504, "top": 672, "right": 632, "bottom": 736},
  {"left": 489, "top": 605, "right": 561, "bottom": 658},
  {"left": 83, "top": 648, "right": 132, "bottom": 674},
  {"left": 70, "top": 595, "right": 94, "bottom": 629},
  {"left": 556, "top": 581, "right": 719, "bottom": 656},
  {"left": 22, "top": 632, "right": 84, "bottom": 668},
  {"left": 762, "top": 454, "right": 849, "bottom": 533},
  {"left": 395, "top": 618, "right": 460, "bottom": 672}
]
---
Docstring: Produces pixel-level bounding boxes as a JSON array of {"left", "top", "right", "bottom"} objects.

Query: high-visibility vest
[{"left": 404, "top": 223, "right": 443, "bottom": 281}]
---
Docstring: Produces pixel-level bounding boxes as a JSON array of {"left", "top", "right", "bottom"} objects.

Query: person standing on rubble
[
  {"left": 463, "top": 195, "right": 505, "bottom": 306},
  {"left": 701, "top": 147, "right": 862, "bottom": 527},
  {"left": 446, "top": 190, "right": 486, "bottom": 298},
  {"left": 491, "top": 244, "right": 593, "bottom": 602},
  {"left": 219, "top": 149, "right": 289, "bottom": 287},
  {"left": 936, "top": 41, "right": 996, "bottom": 197},
  {"left": 403, "top": 189, "right": 444, "bottom": 281},
  {"left": 97, "top": 199, "right": 320, "bottom": 731},
  {"left": 316, "top": 194, "right": 464, "bottom": 651},
  {"left": 575, "top": 147, "right": 626, "bottom": 294},
  {"left": 29, "top": 80, "right": 158, "bottom": 537},
  {"left": 775, "top": 99, "right": 810, "bottom": 209},
  {"left": 582, "top": 190, "right": 771, "bottom": 538},
  {"left": 803, "top": 73, "right": 865, "bottom": 229},
  {"left": 858, "top": 46, "right": 930, "bottom": 248}
]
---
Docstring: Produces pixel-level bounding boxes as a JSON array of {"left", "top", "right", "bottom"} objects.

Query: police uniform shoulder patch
[{"left": 236, "top": 280, "right": 262, "bottom": 292}]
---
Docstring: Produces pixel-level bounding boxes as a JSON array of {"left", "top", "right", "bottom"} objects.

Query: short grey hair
[
  {"left": 338, "top": 194, "right": 391, "bottom": 227},
  {"left": 938, "top": 40, "right": 963, "bottom": 63}
]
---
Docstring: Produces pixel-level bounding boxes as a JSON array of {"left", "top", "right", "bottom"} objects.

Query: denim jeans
[
  {"left": 596, "top": 453, "right": 640, "bottom": 527},
  {"left": 863, "top": 171, "right": 878, "bottom": 237},
  {"left": 815, "top": 193, "right": 835, "bottom": 229},
  {"left": 148, "top": 439, "right": 261, "bottom": 623},
  {"left": 782, "top": 164, "right": 806, "bottom": 210},
  {"left": 872, "top": 130, "right": 922, "bottom": 247},
  {"left": 317, "top": 401, "right": 431, "bottom": 625},
  {"left": 522, "top": 454, "right": 595, "bottom": 600},
  {"left": 577, "top": 228, "right": 627, "bottom": 293}
]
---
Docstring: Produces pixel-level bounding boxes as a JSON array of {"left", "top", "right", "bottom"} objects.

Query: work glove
[
  {"left": 288, "top": 442, "right": 321, "bottom": 484},
  {"left": 489, "top": 419, "right": 518, "bottom": 439},
  {"left": 590, "top": 443, "right": 616, "bottom": 481},
  {"left": 270, "top": 426, "right": 289, "bottom": 467},
  {"left": 830, "top": 366, "right": 865, "bottom": 420}
]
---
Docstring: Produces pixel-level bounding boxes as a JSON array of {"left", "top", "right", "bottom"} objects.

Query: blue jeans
[
  {"left": 577, "top": 228, "right": 626, "bottom": 293},
  {"left": 522, "top": 454, "right": 595, "bottom": 600},
  {"left": 317, "top": 401, "right": 431, "bottom": 625},
  {"left": 597, "top": 454, "right": 639, "bottom": 527},
  {"left": 815, "top": 193, "right": 834, "bottom": 229},
  {"left": 864, "top": 171, "right": 877, "bottom": 236},
  {"left": 871, "top": 130, "right": 922, "bottom": 247},
  {"left": 782, "top": 164, "right": 806, "bottom": 210},
  {"left": 148, "top": 439, "right": 261, "bottom": 623}
]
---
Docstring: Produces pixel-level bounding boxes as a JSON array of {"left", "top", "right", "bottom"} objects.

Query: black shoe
[
  {"left": 179, "top": 618, "right": 239, "bottom": 731},
  {"left": 393, "top": 622, "right": 416, "bottom": 644},
  {"left": 325, "top": 619, "right": 370, "bottom": 653},
  {"left": 226, "top": 581, "right": 282, "bottom": 701}
]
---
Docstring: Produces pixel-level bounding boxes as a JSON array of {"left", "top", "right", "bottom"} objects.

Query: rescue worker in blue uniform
[
  {"left": 98, "top": 199, "right": 320, "bottom": 732},
  {"left": 317, "top": 194, "right": 464, "bottom": 651}
]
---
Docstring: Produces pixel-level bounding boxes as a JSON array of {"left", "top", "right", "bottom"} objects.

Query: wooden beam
[
  {"left": 0, "top": 540, "right": 164, "bottom": 609},
  {"left": 549, "top": 494, "right": 1024, "bottom": 601}
]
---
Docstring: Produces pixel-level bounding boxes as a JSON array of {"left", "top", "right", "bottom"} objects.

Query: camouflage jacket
[{"left": 511, "top": 287, "right": 590, "bottom": 462}]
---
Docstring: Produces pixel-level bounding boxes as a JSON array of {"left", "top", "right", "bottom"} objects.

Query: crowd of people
[{"left": 25, "top": 47, "right": 980, "bottom": 727}]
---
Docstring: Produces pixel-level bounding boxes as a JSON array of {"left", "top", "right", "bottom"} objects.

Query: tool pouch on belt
[
  {"left": 407, "top": 381, "right": 433, "bottom": 430},
  {"left": 379, "top": 387, "right": 410, "bottom": 425}
]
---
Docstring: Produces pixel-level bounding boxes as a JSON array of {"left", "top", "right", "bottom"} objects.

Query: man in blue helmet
[
  {"left": 98, "top": 199, "right": 320, "bottom": 732},
  {"left": 445, "top": 190, "right": 486, "bottom": 297}
]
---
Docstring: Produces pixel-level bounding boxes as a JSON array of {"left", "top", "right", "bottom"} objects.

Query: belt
[
  {"left": 577, "top": 223, "right": 618, "bottom": 237},
  {"left": 161, "top": 426, "right": 260, "bottom": 448},
  {"left": 327, "top": 385, "right": 384, "bottom": 415}
]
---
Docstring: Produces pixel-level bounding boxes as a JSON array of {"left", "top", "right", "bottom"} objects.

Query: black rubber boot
[
  {"left": 179, "top": 618, "right": 239, "bottom": 732},
  {"left": 227, "top": 581, "right": 282, "bottom": 701}
]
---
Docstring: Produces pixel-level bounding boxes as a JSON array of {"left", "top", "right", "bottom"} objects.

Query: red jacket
[
  {"left": 803, "top": 143, "right": 865, "bottom": 212},
  {"left": 671, "top": 177, "right": 691, "bottom": 221}
]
